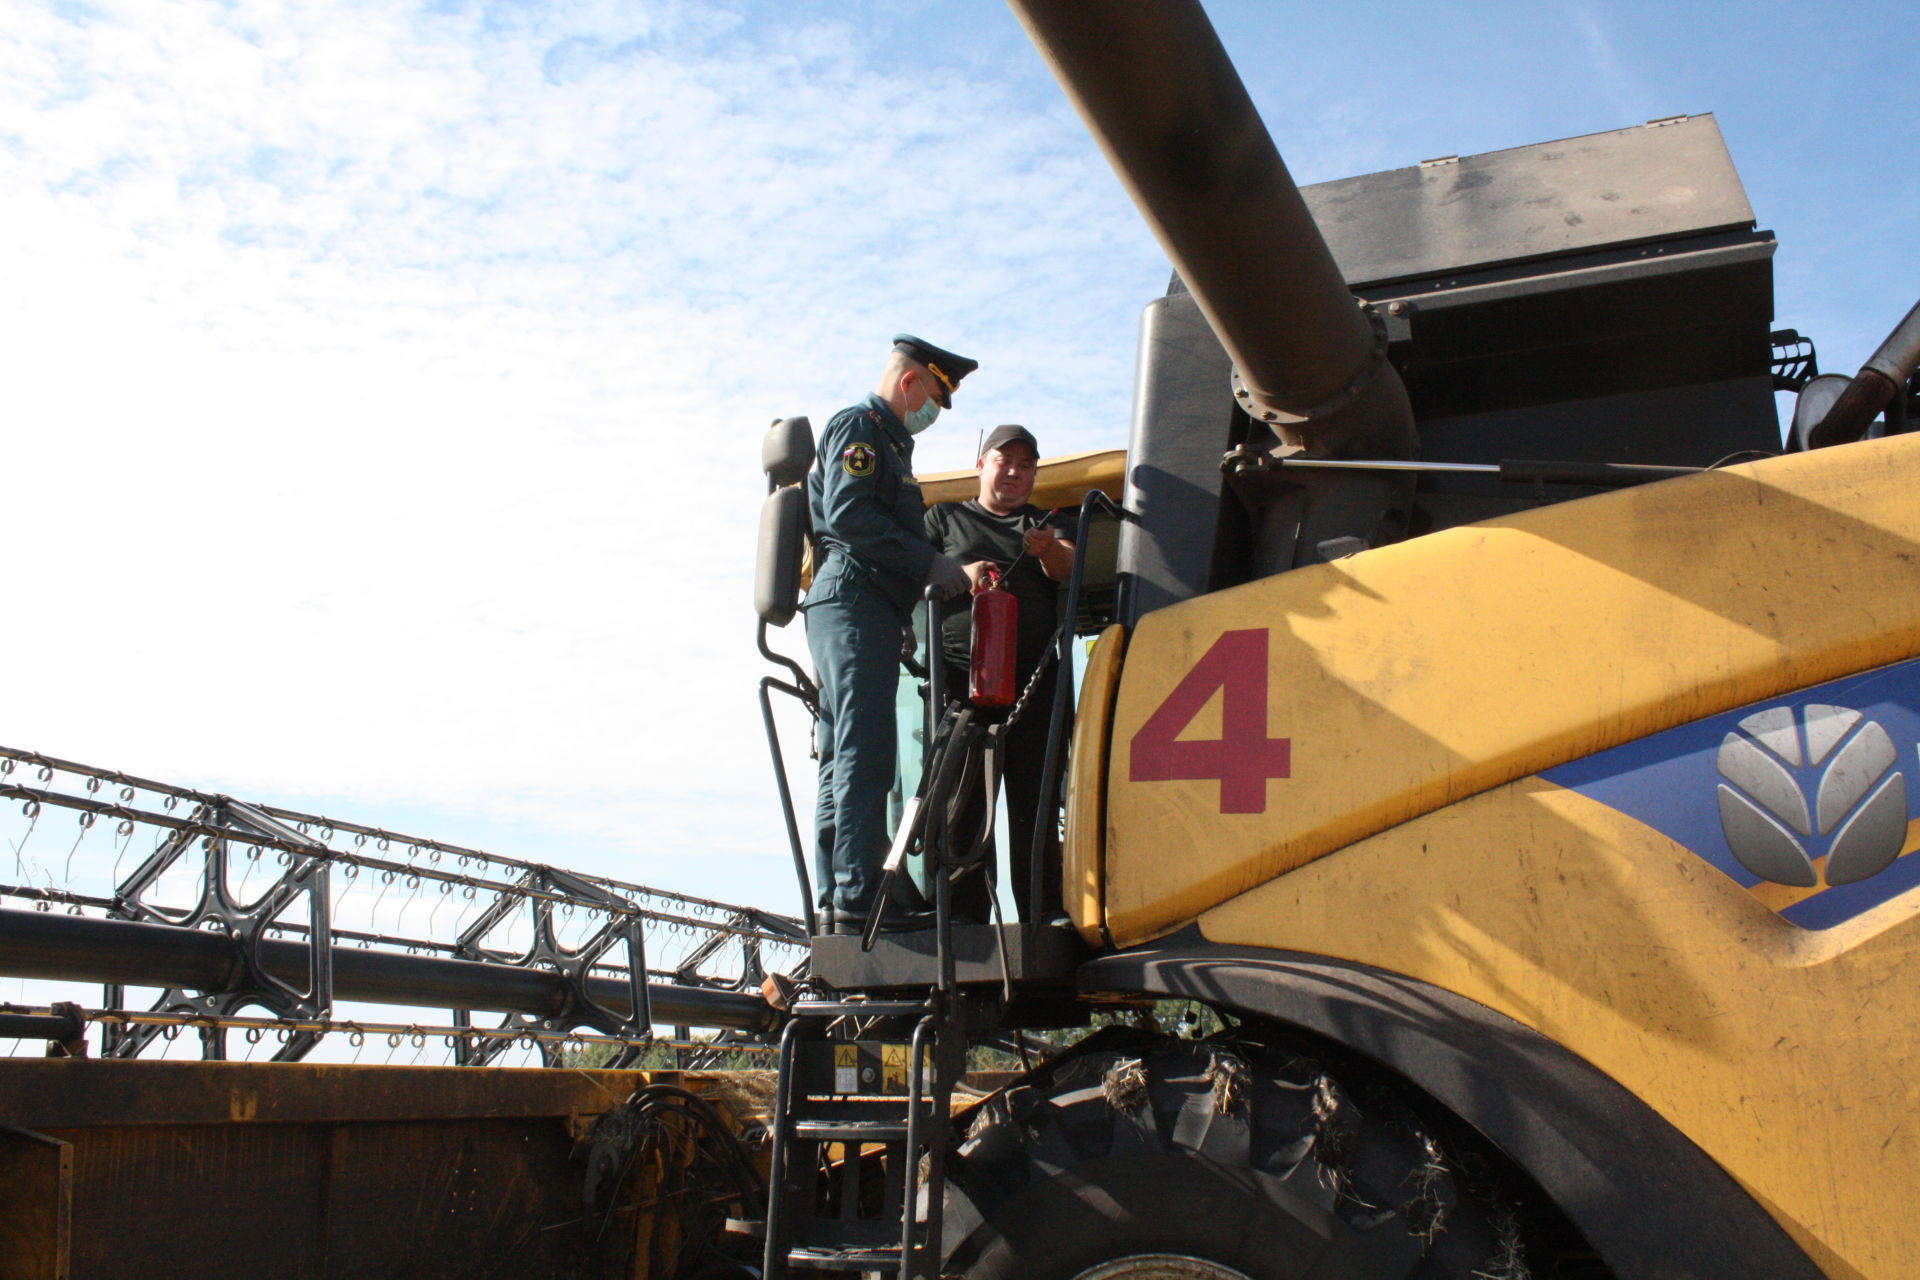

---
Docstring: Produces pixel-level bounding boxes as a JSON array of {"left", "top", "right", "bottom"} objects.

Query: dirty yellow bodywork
[
  {"left": 1061, "top": 433, "right": 1920, "bottom": 1279},
  {"left": 1063, "top": 623, "right": 1126, "bottom": 947},
  {"left": 917, "top": 447, "right": 1125, "bottom": 510},
  {"left": 1198, "top": 780, "right": 1919, "bottom": 1280},
  {"left": 1102, "top": 434, "right": 1920, "bottom": 942}
]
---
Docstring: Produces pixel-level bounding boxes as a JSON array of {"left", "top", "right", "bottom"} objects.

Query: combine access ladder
[
  {"left": 761, "top": 989, "right": 965, "bottom": 1278},
  {"left": 755, "top": 531, "right": 1110, "bottom": 1276}
]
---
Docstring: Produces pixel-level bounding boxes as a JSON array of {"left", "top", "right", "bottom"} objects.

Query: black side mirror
[
  {"left": 763, "top": 416, "right": 815, "bottom": 489},
  {"left": 756, "top": 416, "right": 816, "bottom": 627},
  {"left": 756, "top": 486, "right": 809, "bottom": 627}
]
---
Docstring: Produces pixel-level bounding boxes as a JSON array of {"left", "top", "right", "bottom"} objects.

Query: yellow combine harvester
[
  {"left": 9, "top": 1, "right": 1911, "bottom": 1277},
  {"left": 751, "top": 4, "right": 1920, "bottom": 1279}
]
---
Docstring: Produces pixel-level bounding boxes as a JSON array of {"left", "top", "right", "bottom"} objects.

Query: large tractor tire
[{"left": 942, "top": 1028, "right": 1562, "bottom": 1280}]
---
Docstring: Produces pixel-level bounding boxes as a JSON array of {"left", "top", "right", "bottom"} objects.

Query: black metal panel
[
  {"left": 1383, "top": 234, "right": 1778, "bottom": 430},
  {"left": 1114, "top": 292, "right": 1236, "bottom": 625},
  {"left": 1301, "top": 115, "right": 1755, "bottom": 288},
  {"left": 808, "top": 923, "right": 1084, "bottom": 993},
  {"left": 1418, "top": 375, "right": 1782, "bottom": 473}
]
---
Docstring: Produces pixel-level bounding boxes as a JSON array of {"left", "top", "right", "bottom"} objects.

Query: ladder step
[
  {"left": 793, "top": 999, "right": 930, "bottom": 1018},
  {"left": 792, "top": 1117, "right": 912, "bottom": 1141},
  {"left": 786, "top": 1245, "right": 904, "bottom": 1271},
  {"left": 767, "top": 986, "right": 954, "bottom": 1280}
]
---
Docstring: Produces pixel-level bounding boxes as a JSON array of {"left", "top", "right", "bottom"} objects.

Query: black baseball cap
[
  {"left": 892, "top": 334, "right": 977, "bottom": 408},
  {"left": 980, "top": 424, "right": 1039, "bottom": 458}
]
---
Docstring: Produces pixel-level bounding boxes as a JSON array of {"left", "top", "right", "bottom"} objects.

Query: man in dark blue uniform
[{"left": 803, "top": 334, "right": 976, "bottom": 935}]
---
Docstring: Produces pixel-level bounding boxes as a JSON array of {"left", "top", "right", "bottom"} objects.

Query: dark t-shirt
[{"left": 923, "top": 500, "right": 1072, "bottom": 673}]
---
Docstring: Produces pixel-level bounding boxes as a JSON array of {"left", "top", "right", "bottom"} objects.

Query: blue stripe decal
[{"left": 1543, "top": 657, "right": 1920, "bottom": 929}]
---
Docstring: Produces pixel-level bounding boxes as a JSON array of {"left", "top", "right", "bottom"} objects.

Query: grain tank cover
[
  {"left": 1302, "top": 115, "right": 1755, "bottom": 287},
  {"left": 1124, "top": 114, "right": 1783, "bottom": 623},
  {"left": 1284, "top": 112, "right": 1780, "bottom": 461}
]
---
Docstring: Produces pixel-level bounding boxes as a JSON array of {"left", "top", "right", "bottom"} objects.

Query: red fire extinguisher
[{"left": 969, "top": 570, "right": 1018, "bottom": 709}]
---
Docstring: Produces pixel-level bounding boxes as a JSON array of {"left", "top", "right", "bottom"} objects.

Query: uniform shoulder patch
[{"left": 842, "top": 442, "right": 877, "bottom": 477}]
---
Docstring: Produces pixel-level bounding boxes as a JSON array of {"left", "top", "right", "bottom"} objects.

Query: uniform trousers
[
  {"left": 805, "top": 577, "right": 907, "bottom": 916},
  {"left": 945, "top": 661, "right": 1063, "bottom": 923}
]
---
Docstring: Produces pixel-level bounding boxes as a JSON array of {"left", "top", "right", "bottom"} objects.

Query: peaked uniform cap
[{"left": 892, "top": 334, "right": 977, "bottom": 408}]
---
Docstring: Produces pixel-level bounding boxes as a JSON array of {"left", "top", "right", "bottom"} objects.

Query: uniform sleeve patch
[{"left": 842, "top": 443, "right": 877, "bottom": 477}]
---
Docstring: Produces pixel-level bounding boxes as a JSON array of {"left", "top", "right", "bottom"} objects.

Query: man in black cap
[
  {"left": 923, "top": 424, "right": 1075, "bottom": 923},
  {"left": 802, "top": 334, "right": 978, "bottom": 935}
]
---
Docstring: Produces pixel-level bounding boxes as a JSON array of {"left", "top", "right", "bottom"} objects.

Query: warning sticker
[
  {"left": 833, "top": 1044, "right": 860, "bottom": 1094},
  {"left": 882, "top": 1044, "right": 908, "bottom": 1094}
]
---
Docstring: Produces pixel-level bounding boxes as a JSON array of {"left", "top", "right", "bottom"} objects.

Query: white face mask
[{"left": 903, "top": 393, "right": 941, "bottom": 435}]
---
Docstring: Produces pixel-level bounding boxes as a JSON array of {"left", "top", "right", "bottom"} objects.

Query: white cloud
[
  {"left": 0, "top": 0, "right": 1162, "bottom": 905},
  {"left": 1556, "top": 2, "right": 1657, "bottom": 127},
  {"left": 6, "top": 0, "right": 1910, "bottom": 921}
]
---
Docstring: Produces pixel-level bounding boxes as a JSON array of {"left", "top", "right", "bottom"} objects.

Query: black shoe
[
  {"left": 879, "top": 909, "right": 936, "bottom": 933},
  {"left": 830, "top": 907, "right": 937, "bottom": 936},
  {"left": 887, "top": 883, "right": 935, "bottom": 914},
  {"left": 818, "top": 905, "right": 878, "bottom": 936}
]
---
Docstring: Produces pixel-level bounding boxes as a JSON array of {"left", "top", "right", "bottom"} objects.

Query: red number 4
[{"left": 1128, "top": 629, "right": 1290, "bottom": 814}]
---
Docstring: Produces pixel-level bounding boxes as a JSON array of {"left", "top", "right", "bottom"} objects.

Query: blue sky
[{"left": 2, "top": 0, "right": 1915, "bottom": 919}]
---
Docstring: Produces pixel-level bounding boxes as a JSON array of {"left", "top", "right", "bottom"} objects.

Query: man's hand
[
  {"left": 963, "top": 561, "right": 996, "bottom": 594},
  {"left": 1026, "top": 521, "right": 1076, "bottom": 582},
  {"left": 926, "top": 553, "right": 970, "bottom": 600}
]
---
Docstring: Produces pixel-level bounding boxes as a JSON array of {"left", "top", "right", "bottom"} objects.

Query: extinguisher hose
[{"left": 994, "top": 508, "right": 1061, "bottom": 583}]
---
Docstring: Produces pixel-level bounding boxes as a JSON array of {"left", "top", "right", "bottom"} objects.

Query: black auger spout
[{"left": 1005, "top": 0, "right": 1415, "bottom": 462}]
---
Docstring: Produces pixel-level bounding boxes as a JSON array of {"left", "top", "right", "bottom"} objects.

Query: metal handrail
[{"left": 1028, "top": 489, "right": 1134, "bottom": 923}]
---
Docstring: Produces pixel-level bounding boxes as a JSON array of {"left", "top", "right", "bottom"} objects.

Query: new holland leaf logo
[{"left": 1715, "top": 704, "right": 1907, "bottom": 888}]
